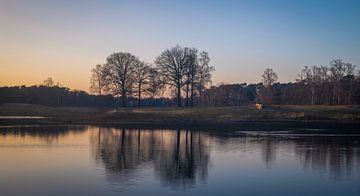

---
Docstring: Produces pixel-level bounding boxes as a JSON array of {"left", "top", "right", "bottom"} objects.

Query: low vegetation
[{"left": 0, "top": 104, "right": 359, "bottom": 126}]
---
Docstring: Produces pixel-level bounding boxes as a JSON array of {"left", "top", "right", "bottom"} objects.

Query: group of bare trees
[
  {"left": 90, "top": 52, "right": 358, "bottom": 107},
  {"left": 2, "top": 58, "right": 357, "bottom": 107},
  {"left": 90, "top": 53, "right": 162, "bottom": 107},
  {"left": 256, "top": 59, "right": 359, "bottom": 105},
  {"left": 296, "top": 59, "right": 357, "bottom": 105},
  {"left": 90, "top": 45, "right": 214, "bottom": 107},
  {"left": 155, "top": 46, "right": 214, "bottom": 107},
  {"left": 200, "top": 59, "right": 359, "bottom": 106}
]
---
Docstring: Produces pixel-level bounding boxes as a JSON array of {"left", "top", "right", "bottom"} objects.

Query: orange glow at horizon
[
  {"left": 0, "top": 46, "right": 103, "bottom": 92},
  {"left": 1, "top": 1, "right": 359, "bottom": 92}
]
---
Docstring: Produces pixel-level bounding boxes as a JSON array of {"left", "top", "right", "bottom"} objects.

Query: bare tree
[
  {"left": 102, "top": 52, "right": 140, "bottom": 107},
  {"left": 294, "top": 60, "right": 358, "bottom": 105},
  {"left": 345, "top": 63, "right": 356, "bottom": 76},
  {"left": 184, "top": 48, "right": 198, "bottom": 107},
  {"left": 133, "top": 62, "right": 151, "bottom": 107},
  {"left": 42, "top": 77, "right": 55, "bottom": 87},
  {"left": 344, "top": 62, "right": 356, "bottom": 104},
  {"left": 147, "top": 68, "right": 164, "bottom": 98},
  {"left": 329, "top": 59, "right": 346, "bottom": 104},
  {"left": 262, "top": 68, "right": 278, "bottom": 87},
  {"left": 196, "top": 51, "right": 214, "bottom": 106},
  {"left": 155, "top": 45, "right": 192, "bottom": 107},
  {"left": 258, "top": 68, "right": 278, "bottom": 104},
  {"left": 90, "top": 64, "right": 104, "bottom": 95}
]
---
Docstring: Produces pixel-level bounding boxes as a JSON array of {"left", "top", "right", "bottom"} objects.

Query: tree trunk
[
  {"left": 190, "top": 82, "right": 194, "bottom": 107},
  {"left": 348, "top": 79, "right": 352, "bottom": 104},
  {"left": 332, "top": 84, "right": 336, "bottom": 105},
  {"left": 122, "top": 95, "right": 126, "bottom": 107},
  {"left": 311, "top": 85, "right": 315, "bottom": 105},
  {"left": 122, "top": 86, "right": 126, "bottom": 107},
  {"left": 98, "top": 79, "right": 101, "bottom": 95},
  {"left": 186, "top": 82, "right": 189, "bottom": 107},
  {"left": 177, "top": 84, "right": 182, "bottom": 107},
  {"left": 138, "top": 84, "right": 141, "bottom": 107},
  {"left": 198, "top": 86, "right": 203, "bottom": 106}
]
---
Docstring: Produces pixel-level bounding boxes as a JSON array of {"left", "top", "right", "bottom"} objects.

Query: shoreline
[
  {"left": 1, "top": 118, "right": 359, "bottom": 132},
  {"left": 0, "top": 103, "right": 359, "bottom": 131}
]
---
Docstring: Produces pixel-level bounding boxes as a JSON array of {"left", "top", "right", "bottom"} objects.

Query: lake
[{"left": 0, "top": 125, "right": 359, "bottom": 196}]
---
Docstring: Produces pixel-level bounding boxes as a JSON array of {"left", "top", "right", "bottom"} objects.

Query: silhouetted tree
[
  {"left": 294, "top": 60, "right": 357, "bottom": 105},
  {"left": 42, "top": 77, "right": 55, "bottom": 87},
  {"left": 90, "top": 64, "right": 104, "bottom": 95},
  {"left": 196, "top": 51, "right": 214, "bottom": 106},
  {"left": 259, "top": 68, "right": 278, "bottom": 104},
  {"left": 201, "top": 83, "right": 257, "bottom": 106},
  {"left": 133, "top": 62, "right": 151, "bottom": 107},
  {"left": 262, "top": 68, "right": 278, "bottom": 87},
  {"left": 329, "top": 59, "right": 346, "bottom": 104},
  {"left": 0, "top": 85, "right": 116, "bottom": 107},
  {"left": 184, "top": 48, "right": 198, "bottom": 107},
  {"left": 155, "top": 45, "right": 193, "bottom": 107},
  {"left": 147, "top": 68, "right": 164, "bottom": 98},
  {"left": 344, "top": 63, "right": 356, "bottom": 104},
  {"left": 102, "top": 52, "right": 140, "bottom": 107}
]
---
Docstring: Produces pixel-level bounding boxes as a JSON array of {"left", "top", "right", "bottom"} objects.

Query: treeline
[
  {"left": 89, "top": 44, "right": 359, "bottom": 106},
  {"left": 257, "top": 59, "right": 360, "bottom": 105},
  {"left": 1, "top": 51, "right": 359, "bottom": 107},
  {"left": 0, "top": 85, "right": 184, "bottom": 107},
  {"left": 202, "top": 59, "right": 359, "bottom": 106},
  {"left": 0, "top": 85, "right": 115, "bottom": 107},
  {"left": 0, "top": 79, "right": 183, "bottom": 107}
]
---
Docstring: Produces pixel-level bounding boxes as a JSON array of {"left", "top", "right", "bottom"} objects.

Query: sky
[{"left": 1, "top": 0, "right": 359, "bottom": 91}]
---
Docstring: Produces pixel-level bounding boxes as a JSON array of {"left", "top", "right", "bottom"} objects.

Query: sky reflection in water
[{"left": 0, "top": 126, "right": 359, "bottom": 196}]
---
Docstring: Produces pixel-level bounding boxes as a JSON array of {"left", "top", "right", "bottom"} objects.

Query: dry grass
[
  {"left": 0, "top": 103, "right": 359, "bottom": 125},
  {"left": 276, "top": 105, "right": 360, "bottom": 120},
  {"left": 0, "top": 103, "right": 103, "bottom": 122}
]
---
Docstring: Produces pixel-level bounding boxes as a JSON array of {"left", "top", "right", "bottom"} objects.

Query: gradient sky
[{"left": 1, "top": 0, "right": 359, "bottom": 91}]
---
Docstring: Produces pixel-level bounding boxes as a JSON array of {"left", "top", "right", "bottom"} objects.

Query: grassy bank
[{"left": 0, "top": 103, "right": 359, "bottom": 126}]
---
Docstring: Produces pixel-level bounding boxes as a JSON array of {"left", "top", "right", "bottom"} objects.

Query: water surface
[{"left": 0, "top": 126, "right": 359, "bottom": 195}]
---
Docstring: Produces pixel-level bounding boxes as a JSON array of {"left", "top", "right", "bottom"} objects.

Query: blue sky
[{"left": 1, "top": 0, "right": 359, "bottom": 90}]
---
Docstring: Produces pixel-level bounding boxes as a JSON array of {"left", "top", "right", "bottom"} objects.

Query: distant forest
[{"left": 1, "top": 46, "right": 359, "bottom": 107}]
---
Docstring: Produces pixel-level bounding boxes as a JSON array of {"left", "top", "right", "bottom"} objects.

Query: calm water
[{"left": 0, "top": 126, "right": 360, "bottom": 196}]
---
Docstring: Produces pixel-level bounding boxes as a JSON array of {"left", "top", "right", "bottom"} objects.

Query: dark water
[{"left": 0, "top": 126, "right": 359, "bottom": 196}]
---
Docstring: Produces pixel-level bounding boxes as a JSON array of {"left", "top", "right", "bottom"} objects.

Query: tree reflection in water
[
  {"left": 90, "top": 128, "right": 211, "bottom": 190},
  {"left": 2, "top": 126, "right": 358, "bottom": 192},
  {"left": 294, "top": 136, "right": 360, "bottom": 180},
  {"left": 90, "top": 128, "right": 360, "bottom": 191},
  {"left": 211, "top": 131, "right": 360, "bottom": 180}
]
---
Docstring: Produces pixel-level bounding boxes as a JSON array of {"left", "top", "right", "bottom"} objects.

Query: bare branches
[
  {"left": 90, "top": 64, "right": 104, "bottom": 95},
  {"left": 42, "top": 77, "right": 55, "bottom": 87},
  {"left": 295, "top": 59, "right": 357, "bottom": 105},
  {"left": 197, "top": 51, "right": 214, "bottom": 95},
  {"left": 154, "top": 46, "right": 214, "bottom": 107},
  {"left": 261, "top": 68, "right": 278, "bottom": 88},
  {"left": 155, "top": 45, "right": 192, "bottom": 107},
  {"left": 90, "top": 46, "right": 213, "bottom": 107},
  {"left": 133, "top": 62, "right": 152, "bottom": 107},
  {"left": 102, "top": 52, "right": 140, "bottom": 107}
]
